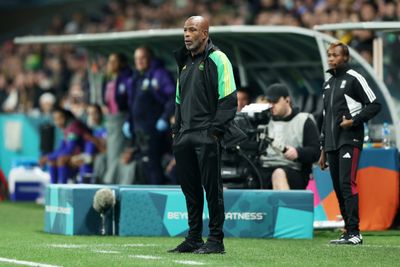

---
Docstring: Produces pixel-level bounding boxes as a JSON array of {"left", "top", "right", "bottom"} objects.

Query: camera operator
[{"left": 259, "top": 84, "right": 320, "bottom": 190}]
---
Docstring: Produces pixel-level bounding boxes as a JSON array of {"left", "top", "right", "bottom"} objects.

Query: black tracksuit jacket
[
  {"left": 320, "top": 64, "right": 381, "bottom": 152},
  {"left": 172, "top": 39, "right": 237, "bottom": 138}
]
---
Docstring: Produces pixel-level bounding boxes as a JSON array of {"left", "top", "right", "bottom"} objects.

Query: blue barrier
[
  {"left": 44, "top": 184, "right": 314, "bottom": 239},
  {"left": 0, "top": 114, "right": 61, "bottom": 178}
]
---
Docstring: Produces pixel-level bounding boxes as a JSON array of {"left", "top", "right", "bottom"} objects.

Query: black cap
[{"left": 265, "top": 83, "right": 289, "bottom": 102}]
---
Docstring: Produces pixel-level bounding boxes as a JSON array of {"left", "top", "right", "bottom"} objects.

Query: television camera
[{"left": 221, "top": 104, "right": 273, "bottom": 189}]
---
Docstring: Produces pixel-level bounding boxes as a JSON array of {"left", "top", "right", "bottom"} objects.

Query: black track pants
[
  {"left": 173, "top": 129, "right": 224, "bottom": 242},
  {"left": 326, "top": 145, "right": 361, "bottom": 235}
]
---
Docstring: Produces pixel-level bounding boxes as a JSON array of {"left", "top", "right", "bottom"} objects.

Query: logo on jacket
[
  {"left": 182, "top": 65, "right": 187, "bottom": 71},
  {"left": 342, "top": 152, "right": 351, "bottom": 159},
  {"left": 118, "top": 83, "right": 126, "bottom": 93},
  {"left": 199, "top": 62, "right": 204, "bottom": 71},
  {"left": 340, "top": 80, "right": 347, "bottom": 89},
  {"left": 151, "top": 78, "right": 159, "bottom": 90},
  {"left": 142, "top": 78, "right": 150, "bottom": 91},
  {"left": 324, "top": 84, "right": 330, "bottom": 89}
]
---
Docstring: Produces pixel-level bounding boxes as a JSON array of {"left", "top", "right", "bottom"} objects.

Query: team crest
[
  {"left": 118, "top": 83, "right": 126, "bottom": 93},
  {"left": 340, "top": 80, "right": 347, "bottom": 89},
  {"left": 182, "top": 65, "right": 187, "bottom": 71},
  {"left": 199, "top": 62, "right": 204, "bottom": 71},
  {"left": 151, "top": 78, "right": 159, "bottom": 90},
  {"left": 142, "top": 78, "right": 150, "bottom": 90}
]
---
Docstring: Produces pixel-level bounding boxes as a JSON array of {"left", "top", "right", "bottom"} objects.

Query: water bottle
[
  {"left": 382, "top": 122, "right": 391, "bottom": 149},
  {"left": 363, "top": 123, "right": 371, "bottom": 148}
]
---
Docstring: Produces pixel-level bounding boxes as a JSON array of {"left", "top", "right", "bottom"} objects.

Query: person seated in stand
[
  {"left": 39, "top": 107, "right": 91, "bottom": 184},
  {"left": 259, "top": 84, "right": 320, "bottom": 190},
  {"left": 71, "top": 104, "right": 107, "bottom": 183}
]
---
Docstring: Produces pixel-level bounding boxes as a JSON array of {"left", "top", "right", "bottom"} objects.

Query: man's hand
[
  {"left": 340, "top": 116, "right": 353, "bottom": 129},
  {"left": 318, "top": 150, "right": 328, "bottom": 170},
  {"left": 283, "top": 146, "right": 298, "bottom": 161}
]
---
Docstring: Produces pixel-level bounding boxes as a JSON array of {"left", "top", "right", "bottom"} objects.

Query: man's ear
[{"left": 203, "top": 30, "right": 208, "bottom": 40}]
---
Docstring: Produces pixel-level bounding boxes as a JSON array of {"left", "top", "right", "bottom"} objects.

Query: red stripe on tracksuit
[{"left": 350, "top": 147, "right": 360, "bottom": 195}]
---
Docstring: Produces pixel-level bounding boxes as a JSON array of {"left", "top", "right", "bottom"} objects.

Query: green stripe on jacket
[{"left": 209, "top": 50, "right": 236, "bottom": 99}]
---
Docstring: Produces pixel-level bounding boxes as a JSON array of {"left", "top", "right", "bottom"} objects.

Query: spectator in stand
[
  {"left": 39, "top": 107, "right": 91, "bottom": 184},
  {"left": 0, "top": 74, "right": 9, "bottom": 112},
  {"left": 71, "top": 103, "right": 107, "bottom": 183}
]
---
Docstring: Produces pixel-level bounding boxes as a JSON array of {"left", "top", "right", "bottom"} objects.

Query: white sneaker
[{"left": 337, "top": 234, "right": 363, "bottom": 245}]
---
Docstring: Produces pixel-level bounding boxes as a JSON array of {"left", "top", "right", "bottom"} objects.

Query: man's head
[
  {"left": 134, "top": 46, "right": 152, "bottom": 73},
  {"left": 265, "top": 83, "right": 292, "bottom": 118},
  {"left": 327, "top": 41, "right": 349, "bottom": 69},
  {"left": 183, "top": 16, "right": 209, "bottom": 56},
  {"left": 237, "top": 88, "right": 250, "bottom": 112}
]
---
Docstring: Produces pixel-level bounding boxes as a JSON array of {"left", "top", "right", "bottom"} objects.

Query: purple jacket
[
  {"left": 103, "top": 67, "right": 133, "bottom": 112},
  {"left": 128, "top": 59, "right": 175, "bottom": 132}
]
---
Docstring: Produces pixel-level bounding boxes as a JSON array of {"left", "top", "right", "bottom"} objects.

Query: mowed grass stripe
[{"left": 1, "top": 202, "right": 400, "bottom": 266}]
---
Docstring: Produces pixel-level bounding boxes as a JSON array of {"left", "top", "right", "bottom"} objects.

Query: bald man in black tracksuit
[{"left": 168, "top": 16, "right": 238, "bottom": 254}]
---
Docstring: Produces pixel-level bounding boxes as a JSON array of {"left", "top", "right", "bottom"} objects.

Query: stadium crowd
[
  {"left": 1, "top": 0, "right": 399, "bottom": 114},
  {"left": 0, "top": 0, "right": 398, "bottom": 185}
]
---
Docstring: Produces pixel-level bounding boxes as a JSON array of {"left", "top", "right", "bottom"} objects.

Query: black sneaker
[
  {"left": 193, "top": 241, "right": 225, "bottom": 254},
  {"left": 167, "top": 239, "right": 204, "bottom": 253},
  {"left": 329, "top": 233, "right": 348, "bottom": 244},
  {"left": 337, "top": 234, "right": 363, "bottom": 245}
]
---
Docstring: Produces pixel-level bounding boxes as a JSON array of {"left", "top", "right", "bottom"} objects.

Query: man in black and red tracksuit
[
  {"left": 319, "top": 42, "right": 381, "bottom": 245},
  {"left": 168, "top": 16, "right": 239, "bottom": 254}
]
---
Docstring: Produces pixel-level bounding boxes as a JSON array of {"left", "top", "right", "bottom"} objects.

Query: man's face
[
  {"left": 327, "top": 46, "right": 348, "bottom": 69},
  {"left": 267, "top": 97, "right": 290, "bottom": 118},
  {"left": 134, "top": 48, "right": 150, "bottom": 72},
  {"left": 183, "top": 19, "right": 207, "bottom": 54}
]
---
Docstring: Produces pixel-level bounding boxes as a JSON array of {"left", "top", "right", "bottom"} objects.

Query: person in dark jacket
[
  {"left": 123, "top": 46, "right": 175, "bottom": 184},
  {"left": 318, "top": 41, "right": 381, "bottom": 245},
  {"left": 260, "top": 84, "right": 320, "bottom": 190},
  {"left": 168, "top": 16, "right": 237, "bottom": 254}
]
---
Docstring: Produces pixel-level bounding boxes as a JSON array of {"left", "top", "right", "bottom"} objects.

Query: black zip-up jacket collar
[
  {"left": 172, "top": 39, "right": 245, "bottom": 147},
  {"left": 326, "top": 63, "right": 350, "bottom": 77},
  {"left": 320, "top": 64, "right": 381, "bottom": 152}
]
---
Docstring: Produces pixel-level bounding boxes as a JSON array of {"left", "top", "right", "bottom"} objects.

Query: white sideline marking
[
  {"left": 123, "top": 243, "right": 157, "bottom": 247},
  {"left": 47, "top": 243, "right": 158, "bottom": 249},
  {"left": 48, "top": 244, "right": 87, "bottom": 249},
  {"left": 174, "top": 260, "right": 205, "bottom": 265},
  {"left": 0, "top": 257, "right": 61, "bottom": 267},
  {"left": 93, "top": 250, "right": 121, "bottom": 254},
  {"left": 129, "top": 255, "right": 162, "bottom": 260}
]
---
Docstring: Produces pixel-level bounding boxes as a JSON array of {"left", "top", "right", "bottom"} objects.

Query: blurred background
[{"left": 1, "top": 0, "right": 399, "bottom": 116}]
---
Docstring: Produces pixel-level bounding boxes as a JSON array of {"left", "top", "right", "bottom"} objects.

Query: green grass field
[{"left": 0, "top": 202, "right": 400, "bottom": 267}]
